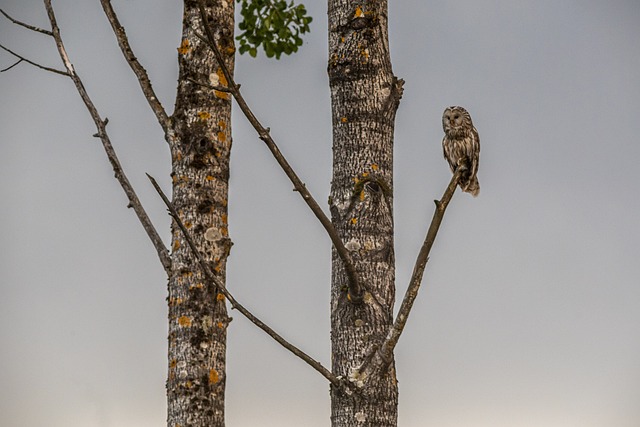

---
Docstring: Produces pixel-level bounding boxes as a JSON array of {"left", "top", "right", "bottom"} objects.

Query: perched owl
[{"left": 442, "top": 106, "right": 480, "bottom": 196}]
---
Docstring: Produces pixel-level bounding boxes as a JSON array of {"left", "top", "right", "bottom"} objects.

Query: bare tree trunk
[
  {"left": 328, "top": 1, "right": 403, "bottom": 426},
  {"left": 166, "top": 1, "right": 234, "bottom": 426}
]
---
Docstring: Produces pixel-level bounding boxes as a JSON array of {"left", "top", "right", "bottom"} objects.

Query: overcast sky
[{"left": 1, "top": 1, "right": 639, "bottom": 426}]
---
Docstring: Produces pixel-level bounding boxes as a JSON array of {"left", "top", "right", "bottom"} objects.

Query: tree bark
[
  {"left": 166, "top": 1, "right": 234, "bottom": 426},
  {"left": 328, "top": 1, "right": 403, "bottom": 426}
]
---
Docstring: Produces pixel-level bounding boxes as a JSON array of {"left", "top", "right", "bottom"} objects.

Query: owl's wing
[
  {"left": 442, "top": 136, "right": 455, "bottom": 172},
  {"left": 468, "top": 126, "right": 480, "bottom": 178}
]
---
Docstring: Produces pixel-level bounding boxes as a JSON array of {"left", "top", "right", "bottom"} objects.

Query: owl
[{"left": 442, "top": 106, "right": 480, "bottom": 197}]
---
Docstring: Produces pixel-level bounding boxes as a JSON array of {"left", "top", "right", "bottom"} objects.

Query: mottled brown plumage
[{"left": 442, "top": 106, "right": 480, "bottom": 196}]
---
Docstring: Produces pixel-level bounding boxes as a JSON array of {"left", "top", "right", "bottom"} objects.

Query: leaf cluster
[{"left": 236, "top": 0, "right": 312, "bottom": 59}]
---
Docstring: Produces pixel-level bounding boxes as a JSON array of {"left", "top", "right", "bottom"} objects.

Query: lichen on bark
[
  {"left": 166, "top": 1, "right": 234, "bottom": 426},
  {"left": 328, "top": 1, "right": 402, "bottom": 426}
]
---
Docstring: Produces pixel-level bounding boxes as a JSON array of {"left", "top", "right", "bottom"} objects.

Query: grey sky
[{"left": 1, "top": 0, "right": 639, "bottom": 426}]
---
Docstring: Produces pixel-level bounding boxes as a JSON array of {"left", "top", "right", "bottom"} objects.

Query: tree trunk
[
  {"left": 328, "top": 1, "right": 402, "bottom": 426},
  {"left": 166, "top": 1, "right": 234, "bottom": 426}
]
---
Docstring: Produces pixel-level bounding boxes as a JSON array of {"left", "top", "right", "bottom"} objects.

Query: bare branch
[
  {"left": 98, "top": 0, "right": 170, "bottom": 135},
  {"left": 147, "top": 174, "right": 344, "bottom": 388},
  {"left": 43, "top": 0, "right": 172, "bottom": 274},
  {"left": 0, "top": 8, "right": 53, "bottom": 36},
  {"left": 356, "top": 170, "right": 462, "bottom": 384},
  {"left": 0, "top": 42, "right": 69, "bottom": 76},
  {"left": 1, "top": 58, "right": 22, "bottom": 72},
  {"left": 380, "top": 170, "right": 461, "bottom": 359},
  {"left": 195, "top": 0, "right": 365, "bottom": 303}
]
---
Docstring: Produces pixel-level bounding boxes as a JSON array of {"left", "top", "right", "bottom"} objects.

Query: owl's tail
[{"left": 462, "top": 177, "right": 480, "bottom": 197}]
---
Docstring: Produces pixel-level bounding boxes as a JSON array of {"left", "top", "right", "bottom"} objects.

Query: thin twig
[
  {"left": 99, "top": 0, "right": 170, "bottom": 135},
  {"left": 147, "top": 173, "right": 344, "bottom": 388},
  {"left": 0, "top": 42, "right": 69, "bottom": 76},
  {"left": 195, "top": 0, "right": 364, "bottom": 303},
  {"left": 0, "top": 8, "right": 53, "bottom": 35},
  {"left": 381, "top": 170, "right": 462, "bottom": 362},
  {"left": 43, "top": 0, "right": 172, "bottom": 274},
  {"left": 1, "top": 58, "right": 22, "bottom": 72}
]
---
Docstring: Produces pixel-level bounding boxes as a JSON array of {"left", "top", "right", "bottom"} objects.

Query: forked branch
[
  {"left": 147, "top": 174, "right": 344, "bottom": 388},
  {"left": 195, "top": 0, "right": 364, "bottom": 303},
  {"left": 40, "top": 0, "right": 171, "bottom": 273},
  {"left": 0, "top": 42, "right": 68, "bottom": 76},
  {"left": 99, "top": 0, "right": 171, "bottom": 135},
  {"left": 0, "top": 8, "right": 53, "bottom": 35}
]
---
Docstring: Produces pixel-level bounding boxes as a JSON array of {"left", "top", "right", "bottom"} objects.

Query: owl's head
[{"left": 442, "top": 106, "right": 473, "bottom": 137}]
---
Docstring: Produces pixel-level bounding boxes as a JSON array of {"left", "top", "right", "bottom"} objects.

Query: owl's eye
[{"left": 454, "top": 114, "right": 460, "bottom": 120}]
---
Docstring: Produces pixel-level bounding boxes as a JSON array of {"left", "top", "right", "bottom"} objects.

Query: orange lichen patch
[
  {"left": 217, "top": 68, "right": 228, "bottom": 86},
  {"left": 218, "top": 120, "right": 226, "bottom": 130},
  {"left": 362, "top": 172, "right": 369, "bottom": 178},
  {"left": 351, "top": 217, "right": 358, "bottom": 225},
  {"left": 221, "top": 214, "right": 228, "bottom": 224},
  {"left": 354, "top": 6, "right": 363, "bottom": 18},
  {"left": 173, "top": 240, "right": 181, "bottom": 251},
  {"left": 174, "top": 151, "right": 183, "bottom": 161},
  {"left": 198, "top": 111, "right": 211, "bottom": 121},
  {"left": 341, "top": 117, "right": 348, "bottom": 123},
  {"left": 206, "top": 175, "right": 215, "bottom": 181},
  {"left": 178, "top": 316, "right": 192, "bottom": 327},
  {"left": 213, "top": 264, "right": 222, "bottom": 274},
  {"left": 217, "top": 131, "right": 226, "bottom": 143},
  {"left": 341, "top": 36, "right": 345, "bottom": 43},
  {"left": 168, "top": 297, "right": 184, "bottom": 306},
  {"left": 214, "top": 68, "right": 230, "bottom": 99},
  {"left": 216, "top": 293, "right": 225, "bottom": 301},
  {"left": 170, "top": 359, "right": 177, "bottom": 369},
  {"left": 220, "top": 227, "right": 229, "bottom": 236},
  {"left": 184, "top": 221, "right": 192, "bottom": 229},
  {"left": 189, "top": 283, "right": 205, "bottom": 291},
  {"left": 371, "top": 163, "right": 379, "bottom": 171},
  {"left": 182, "top": 271, "right": 194, "bottom": 278},
  {"left": 173, "top": 175, "right": 189, "bottom": 185},
  {"left": 359, "top": 190, "right": 365, "bottom": 201},
  {"left": 221, "top": 199, "right": 228, "bottom": 207},
  {"left": 177, "top": 39, "right": 191, "bottom": 55},
  {"left": 216, "top": 321, "right": 225, "bottom": 329},
  {"left": 209, "top": 368, "right": 219, "bottom": 384},
  {"left": 185, "top": 380, "right": 193, "bottom": 389}
]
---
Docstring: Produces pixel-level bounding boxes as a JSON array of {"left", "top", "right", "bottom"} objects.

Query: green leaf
[{"left": 236, "top": 0, "right": 313, "bottom": 60}]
